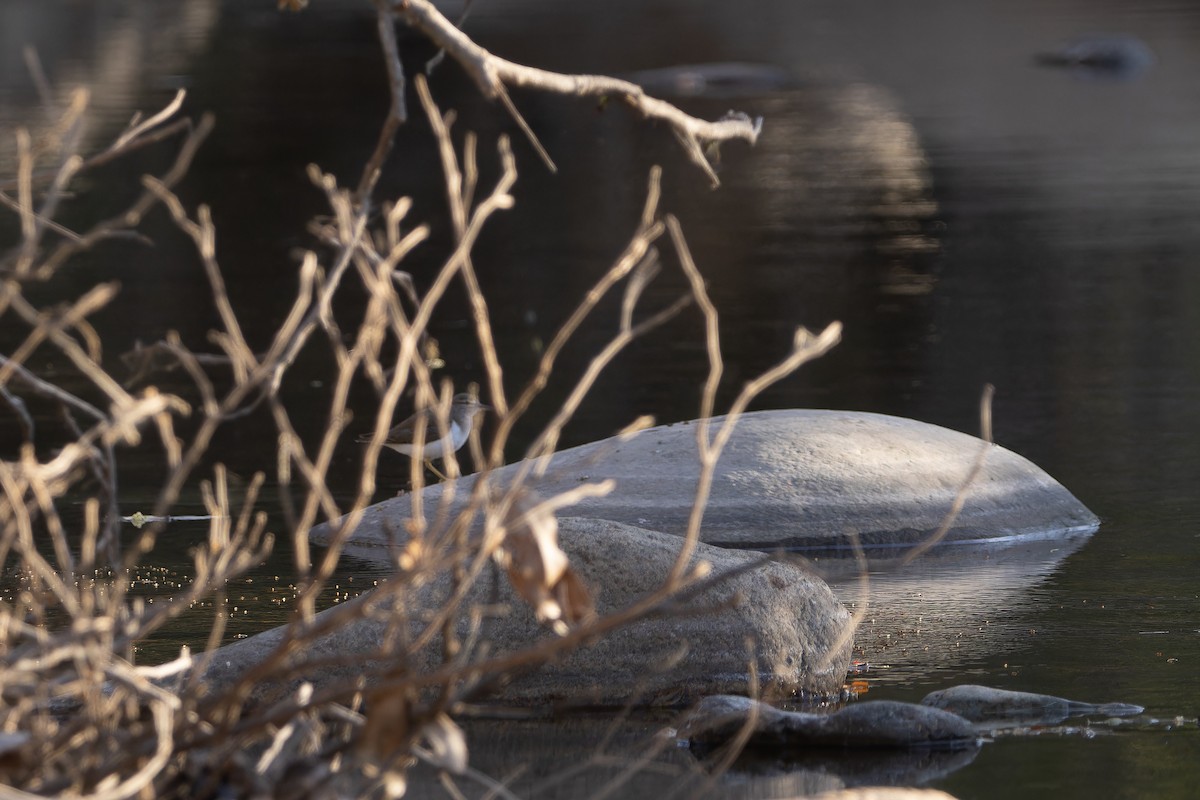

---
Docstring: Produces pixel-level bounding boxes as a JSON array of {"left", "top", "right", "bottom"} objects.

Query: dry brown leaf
[
  {"left": 358, "top": 689, "right": 411, "bottom": 763},
  {"left": 496, "top": 491, "right": 595, "bottom": 631},
  {"left": 551, "top": 565, "right": 595, "bottom": 632},
  {"left": 360, "top": 702, "right": 466, "bottom": 792}
]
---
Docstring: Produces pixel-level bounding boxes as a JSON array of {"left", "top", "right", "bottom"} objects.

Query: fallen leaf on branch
[{"left": 495, "top": 491, "right": 594, "bottom": 634}]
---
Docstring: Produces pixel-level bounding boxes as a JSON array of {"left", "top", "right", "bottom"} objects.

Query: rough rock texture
[
  {"left": 681, "top": 695, "right": 979, "bottom": 749},
  {"left": 921, "top": 684, "right": 1145, "bottom": 726},
  {"left": 314, "top": 410, "right": 1098, "bottom": 558},
  {"left": 200, "top": 518, "right": 852, "bottom": 707}
]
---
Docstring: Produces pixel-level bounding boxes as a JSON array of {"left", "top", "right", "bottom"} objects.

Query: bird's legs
[{"left": 423, "top": 458, "right": 450, "bottom": 482}]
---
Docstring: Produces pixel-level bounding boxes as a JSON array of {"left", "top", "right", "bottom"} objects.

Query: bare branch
[
  {"left": 664, "top": 213, "right": 842, "bottom": 587},
  {"left": 392, "top": 0, "right": 761, "bottom": 186},
  {"left": 0, "top": 8, "right": 843, "bottom": 795},
  {"left": 356, "top": 3, "right": 409, "bottom": 203},
  {"left": 111, "top": 89, "right": 186, "bottom": 151},
  {"left": 897, "top": 384, "right": 995, "bottom": 565}
]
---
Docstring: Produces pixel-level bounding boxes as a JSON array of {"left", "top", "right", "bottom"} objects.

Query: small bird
[{"left": 358, "top": 393, "right": 490, "bottom": 480}]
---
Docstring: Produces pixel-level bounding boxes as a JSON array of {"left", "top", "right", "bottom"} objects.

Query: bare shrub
[{"left": 0, "top": 4, "right": 840, "bottom": 797}]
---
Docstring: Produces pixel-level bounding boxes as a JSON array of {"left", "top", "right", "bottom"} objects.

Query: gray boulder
[
  {"left": 315, "top": 410, "right": 1098, "bottom": 560},
  {"left": 200, "top": 518, "right": 852, "bottom": 707}
]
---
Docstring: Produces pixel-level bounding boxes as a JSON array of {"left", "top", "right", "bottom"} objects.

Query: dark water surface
[{"left": 3, "top": 1, "right": 1199, "bottom": 798}]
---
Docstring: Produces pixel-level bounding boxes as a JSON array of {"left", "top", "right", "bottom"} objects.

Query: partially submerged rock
[
  {"left": 681, "top": 695, "right": 979, "bottom": 750},
  {"left": 200, "top": 518, "right": 852, "bottom": 708},
  {"left": 316, "top": 410, "right": 1098, "bottom": 560},
  {"left": 920, "top": 685, "right": 1144, "bottom": 727},
  {"left": 1035, "top": 35, "right": 1155, "bottom": 79}
]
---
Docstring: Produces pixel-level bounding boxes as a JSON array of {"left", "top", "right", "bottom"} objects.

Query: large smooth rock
[
  {"left": 200, "top": 518, "right": 852, "bottom": 708},
  {"left": 313, "top": 410, "right": 1097, "bottom": 558}
]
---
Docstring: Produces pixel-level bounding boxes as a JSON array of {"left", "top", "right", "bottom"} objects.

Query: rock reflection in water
[
  {"left": 405, "top": 716, "right": 704, "bottom": 800},
  {"left": 0, "top": 0, "right": 219, "bottom": 169},
  {"left": 731, "top": 81, "right": 940, "bottom": 279},
  {"left": 409, "top": 715, "right": 978, "bottom": 800},
  {"left": 688, "top": 743, "right": 979, "bottom": 798},
  {"left": 420, "top": 714, "right": 980, "bottom": 799},
  {"left": 822, "top": 534, "right": 1092, "bottom": 690}
]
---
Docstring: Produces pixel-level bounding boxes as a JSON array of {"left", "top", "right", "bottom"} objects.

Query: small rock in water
[
  {"left": 1035, "top": 35, "right": 1155, "bottom": 79},
  {"left": 920, "top": 684, "right": 1144, "bottom": 726},
  {"left": 681, "top": 694, "right": 979, "bottom": 749}
]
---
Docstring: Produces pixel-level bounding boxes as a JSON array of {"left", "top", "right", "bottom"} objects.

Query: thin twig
[
  {"left": 897, "top": 383, "right": 996, "bottom": 565},
  {"left": 355, "top": 3, "right": 409, "bottom": 203}
]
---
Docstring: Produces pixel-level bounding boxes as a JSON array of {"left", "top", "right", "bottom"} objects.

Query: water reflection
[
  {"left": 624, "top": 62, "right": 793, "bottom": 98},
  {"left": 824, "top": 534, "right": 1091, "bottom": 692},
  {"left": 728, "top": 80, "right": 939, "bottom": 274},
  {"left": 415, "top": 715, "right": 981, "bottom": 799},
  {"left": 0, "top": 518, "right": 394, "bottom": 666},
  {"left": 0, "top": 0, "right": 219, "bottom": 169},
  {"left": 687, "top": 743, "right": 980, "bottom": 798}
]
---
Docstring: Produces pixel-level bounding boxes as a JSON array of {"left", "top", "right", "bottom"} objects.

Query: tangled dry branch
[{"left": 0, "top": 7, "right": 839, "bottom": 797}]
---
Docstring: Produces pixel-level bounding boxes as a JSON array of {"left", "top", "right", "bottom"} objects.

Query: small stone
[
  {"left": 921, "top": 685, "right": 1145, "bottom": 726},
  {"left": 682, "top": 695, "right": 978, "bottom": 749}
]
